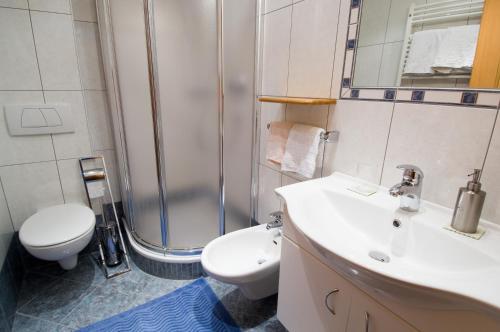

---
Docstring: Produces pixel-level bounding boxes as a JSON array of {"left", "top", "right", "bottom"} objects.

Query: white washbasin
[{"left": 276, "top": 172, "right": 500, "bottom": 315}]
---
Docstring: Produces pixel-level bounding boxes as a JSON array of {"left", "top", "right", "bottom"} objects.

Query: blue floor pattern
[{"left": 12, "top": 254, "right": 287, "bottom": 332}]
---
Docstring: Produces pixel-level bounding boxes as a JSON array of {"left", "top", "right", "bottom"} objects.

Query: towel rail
[
  {"left": 396, "top": 0, "right": 484, "bottom": 86},
  {"left": 266, "top": 123, "right": 339, "bottom": 143}
]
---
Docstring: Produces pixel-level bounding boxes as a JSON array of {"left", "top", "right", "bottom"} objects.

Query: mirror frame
[{"left": 340, "top": 0, "right": 500, "bottom": 109}]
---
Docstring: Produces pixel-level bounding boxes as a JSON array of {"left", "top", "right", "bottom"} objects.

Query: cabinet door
[
  {"left": 347, "top": 290, "right": 418, "bottom": 332},
  {"left": 278, "top": 237, "right": 352, "bottom": 332}
]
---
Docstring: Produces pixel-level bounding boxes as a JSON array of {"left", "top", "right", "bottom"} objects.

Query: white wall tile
[
  {"left": 385, "top": 0, "right": 425, "bottom": 43},
  {"left": 352, "top": 45, "right": 383, "bottom": 87},
  {"left": 31, "top": 11, "right": 81, "bottom": 90},
  {"left": 0, "top": 0, "right": 27, "bottom": 9},
  {"left": 0, "top": 179, "right": 14, "bottom": 267},
  {"left": 75, "top": 21, "right": 105, "bottom": 90},
  {"left": 57, "top": 158, "right": 87, "bottom": 204},
  {"left": 261, "top": 6, "right": 291, "bottom": 96},
  {"left": 287, "top": 0, "right": 340, "bottom": 98},
  {"left": 357, "top": 0, "right": 391, "bottom": 47},
  {"left": 84, "top": 90, "right": 114, "bottom": 150},
  {"left": 44, "top": 90, "right": 92, "bottom": 159},
  {"left": 378, "top": 42, "right": 402, "bottom": 87},
  {"left": 94, "top": 149, "right": 121, "bottom": 203},
  {"left": 263, "top": 0, "right": 291, "bottom": 14},
  {"left": 323, "top": 100, "right": 393, "bottom": 183},
  {"left": 480, "top": 115, "right": 500, "bottom": 225},
  {"left": 0, "top": 8, "right": 41, "bottom": 90},
  {"left": 28, "top": 0, "right": 70, "bottom": 13},
  {"left": 0, "top": 91, "right": 55, "bottom": 166},
  {"left": 382, "top": 103, "right": 496, "bottom": 209},
  {"left": 71, "top": 0, "right": 96, "bottom": 22},
  {"left": 0, "top": 161, "right": 64, "bottom": 230},
  {"left": 286, "top": 104, "right": 329, "bottom": 129},
  {"left": 258, "top": 165, "right": 282, "bottom": 223},
  {"left": 259, "top": 102, "right": 286, "bottom": 167}
]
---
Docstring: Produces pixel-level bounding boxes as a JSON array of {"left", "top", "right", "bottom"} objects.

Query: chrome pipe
[
  {"left": 143, "top": 0, "right": 170, "bottom": 249},
  {"left": 217, "top": 0, "right": 226, "bottom": 236}
]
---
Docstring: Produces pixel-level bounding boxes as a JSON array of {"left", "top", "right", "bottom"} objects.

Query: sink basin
[{"left": 276, "top": 173, "right": 500, "bottom": 315}]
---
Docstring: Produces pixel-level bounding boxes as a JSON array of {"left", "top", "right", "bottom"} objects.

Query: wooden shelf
[{"left": 258, "top": 96, "right": 337, "bottom": 105}]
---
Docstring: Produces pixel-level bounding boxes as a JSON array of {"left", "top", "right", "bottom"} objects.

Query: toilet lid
[{"left": 19, "top": 204, "right": 96, "bottom": 247}]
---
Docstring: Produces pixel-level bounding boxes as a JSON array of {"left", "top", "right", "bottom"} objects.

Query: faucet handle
[{"left": 396, "top": 164, "right": 423, "bottom": 182}]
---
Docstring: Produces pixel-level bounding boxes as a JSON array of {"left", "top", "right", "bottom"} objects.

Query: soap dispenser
[{"left": 451, "top": 169, "right": 486, "bottom": 233}]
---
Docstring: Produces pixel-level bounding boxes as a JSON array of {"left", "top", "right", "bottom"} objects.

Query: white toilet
[
  {"left": 19, "top": 204, "right": 96, "bottom": 270},
  {"left": 201, "top": 224, "right": 281, "bottom": 300}
]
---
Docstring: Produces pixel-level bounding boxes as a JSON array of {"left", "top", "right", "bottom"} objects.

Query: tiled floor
[{"left": 12, "top": 254, "right": 286, "bottom": 331}]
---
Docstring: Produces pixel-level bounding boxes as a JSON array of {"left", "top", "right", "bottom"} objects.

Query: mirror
[{"left": 352, "top": 0, "right": 500, "bottom": 89}]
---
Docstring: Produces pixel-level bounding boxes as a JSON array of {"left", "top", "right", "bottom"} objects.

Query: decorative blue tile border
[
  {"left": 340, "top": 0, "right": 500, "bottom": 109},
  {"left": 346, "top": 39, "right": 356, "bottom": 50},
  {"left": 411, "top": 90, "right": 425, "bottom": 102},
  {"left": 461, "top": 92, "right": 478, "bottom": 105},
  {"left": 384, "top": 89, "right": 396, "bottom": 100}
]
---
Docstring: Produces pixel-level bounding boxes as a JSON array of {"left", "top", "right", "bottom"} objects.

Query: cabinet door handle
[
  {"left": 365, "top": 311, "right": 370, "bottom": 332},
  {"left": 324, "top": 289, "right": 339, "bottom": 315}
]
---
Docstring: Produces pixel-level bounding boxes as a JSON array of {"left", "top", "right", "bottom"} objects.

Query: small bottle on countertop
[{"left": 451, "top": 169, "right": 486, "bottom": 234}]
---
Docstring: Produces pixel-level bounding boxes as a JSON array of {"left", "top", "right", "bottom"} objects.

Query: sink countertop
[{"left": 276, "top": 172, "right": 500, "bottom": 314}]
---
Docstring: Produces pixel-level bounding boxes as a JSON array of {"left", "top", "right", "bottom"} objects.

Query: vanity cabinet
[
  {"left": 278, "top": 238, "right": 352, "bottom": 332},
  {"left": 278, "top": 211, "right": 500, "bottom": 332},
  {"left": 347, "top": 289, "right": 417, "bottom": 332},
  {"left": 278, "top": 237, "right": 417, "bottom": 332}
]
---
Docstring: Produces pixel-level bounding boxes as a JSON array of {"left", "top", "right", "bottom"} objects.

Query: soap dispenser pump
[{"left": 451, "top": 169, "right": 486, "bottom": 234}]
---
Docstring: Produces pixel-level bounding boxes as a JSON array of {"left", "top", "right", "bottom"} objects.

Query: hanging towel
[
  {"left": 266, "top": 121, "right": 293, "bottom": 165},
  {"left": 281, "top": 124, "right": 324, "bottom": 179},
  {"left": 432, "top": 25, "right": 480, "bottom": 74},
  {"left": 404, "top": 28, "right": 447, "bottom": 75}
]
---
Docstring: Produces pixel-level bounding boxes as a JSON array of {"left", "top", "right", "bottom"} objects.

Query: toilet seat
[{"left": 20, "top": 204, "right": 95, "bottom": 248}]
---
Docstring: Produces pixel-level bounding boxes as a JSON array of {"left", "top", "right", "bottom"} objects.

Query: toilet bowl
[
  {"left": 19, "top": 204, "right": 96, "bottom": 270},
  {"left": 201, "top": 224, "right": 281, "bottom": 300}
]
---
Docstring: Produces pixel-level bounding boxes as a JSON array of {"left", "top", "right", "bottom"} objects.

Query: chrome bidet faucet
[
  {"left": 389, "top": 164, "right": 424, "bottom": 212},
  {"left": 266, "top": 211, "right": 283, "bottom": 230}
]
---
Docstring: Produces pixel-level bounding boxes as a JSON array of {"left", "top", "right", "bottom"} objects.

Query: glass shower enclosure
[{"left": 97, "top": 0, "right": 258, "bottom": 259}]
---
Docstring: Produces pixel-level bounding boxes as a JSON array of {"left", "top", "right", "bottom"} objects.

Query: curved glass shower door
[
  {"left": 154, "top": 0, "right": 221, "bottom": 250},
  {"left": 102, "top": 0, "right": 256, "bottom": 256}
]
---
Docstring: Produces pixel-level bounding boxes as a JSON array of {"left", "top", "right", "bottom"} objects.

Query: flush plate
[{"left": 4, "top": 103, "right": 74, "bottom": 136}]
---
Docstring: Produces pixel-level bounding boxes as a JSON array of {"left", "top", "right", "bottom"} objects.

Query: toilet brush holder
[
  {"left": 97, "top": 220, "right": 121, "bottom": 267},
  {"left": 79, "top": 156, "right": 131, "bottom": 278}
]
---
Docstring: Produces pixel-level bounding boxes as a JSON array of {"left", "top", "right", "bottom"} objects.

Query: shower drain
[{"left": 369, "top": 250, "right": 390, "bottom": 263}]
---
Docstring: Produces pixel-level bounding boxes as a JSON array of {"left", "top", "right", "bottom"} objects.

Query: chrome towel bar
[{"left": 266, "top": 123, "right": 339, "bottom": 143}]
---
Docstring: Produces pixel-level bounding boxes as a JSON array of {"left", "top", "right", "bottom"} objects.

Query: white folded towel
[
  {"left": 266, "top": 121, "right": 293, "bottom": 165},
  {"left": 404, "top": 28, "right": 447, "bottom": 75},
  {"left": 432, "top": 25, "right": 480, "bottom": 73},
  {"left": 281, "top": 124, "right": 324, "bottom": 179}
]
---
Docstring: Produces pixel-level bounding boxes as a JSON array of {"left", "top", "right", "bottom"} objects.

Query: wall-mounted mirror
[{"left": 352, "top": 0, "right": 500, "bottom": 89}]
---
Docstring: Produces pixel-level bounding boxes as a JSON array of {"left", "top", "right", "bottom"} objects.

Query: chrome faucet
[
  {"left": 389, "top": 165, "right": 424, "bottom": 212},
  {"left": 266, "top": 211, "right": 283, "bottom": 230}
]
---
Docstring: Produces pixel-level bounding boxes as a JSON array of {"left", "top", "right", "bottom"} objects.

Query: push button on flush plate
[{"left": 4, "top": 103, "right": 74, "bottom": 136}]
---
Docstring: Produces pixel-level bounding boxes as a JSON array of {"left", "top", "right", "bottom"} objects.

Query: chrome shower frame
[{"left": 96, "top": 0, "right": 262, "bottom": 258}]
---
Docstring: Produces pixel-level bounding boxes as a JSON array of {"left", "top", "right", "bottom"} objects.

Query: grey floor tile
[
  {"left": 12, "top": 314, "right": 72, "bottom": 332},
  {"left": 205, "top": 277, "right": 238, "bottom": 298},
  {"left": 17, "top": 278, "right": 94, "bottom": 323},
  {"left": 60, "top": 284, "right": 140, "bottom": 330},
  {"left": 57, "top": 256, "right": 106, "bottom": 287},
  {"left": 218, "top": 289, "right": 279, "bottom": 330},
  {"left": 17, "top": 273, "right": 59, "bottom": 308}
]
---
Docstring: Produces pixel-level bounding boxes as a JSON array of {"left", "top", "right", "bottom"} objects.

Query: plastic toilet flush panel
[{"left": 4, "top": 103, "right": 74, "bottom": 136}]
